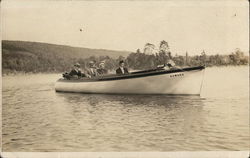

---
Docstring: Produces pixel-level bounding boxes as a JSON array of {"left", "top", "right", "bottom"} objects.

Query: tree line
[{"left": 2, "top": 40, "right": 249, "bottom": 74}]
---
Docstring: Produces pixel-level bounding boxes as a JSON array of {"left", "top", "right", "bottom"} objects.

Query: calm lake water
[{"left": 2, "top": 66, "right": 249, "bottom": 151}]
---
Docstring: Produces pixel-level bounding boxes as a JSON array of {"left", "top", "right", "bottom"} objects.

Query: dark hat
[
  {"left": 119, "top": 60, "right": 125, "bottom": 64},
  {"left": 74, "top": 63, "right": 80, "bottom": 67}
]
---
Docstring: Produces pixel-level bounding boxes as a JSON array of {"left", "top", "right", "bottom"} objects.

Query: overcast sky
[{"left": 2, "top": 0, "right": 249, "bottom": 55}]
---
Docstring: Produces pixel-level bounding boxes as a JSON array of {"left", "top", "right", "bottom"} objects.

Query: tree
[
  {"left": 229, "top": 48, "right": 249, "bottom": 65},
  {"left": 185, "top": 51, "right": 189, "bottom": 65},
  {"left": 136, "top": 49, "right": 141, "bottom": 53},
  {"left": 200, "top": 50, "right": 206, "bottom": 65},
  {"left": 159, "top": 40, "right": 169, "bottom": 53},
  {"left": 144, "top": 43, "right": 155, "bottom": 54}
]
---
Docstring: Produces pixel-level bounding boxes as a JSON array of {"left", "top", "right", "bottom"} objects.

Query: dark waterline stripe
[{"left": 55, "top": 90, "right": 201, "bottom": 96}]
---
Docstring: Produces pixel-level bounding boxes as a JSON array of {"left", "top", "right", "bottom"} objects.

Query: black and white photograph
[{"left": 1, "top": 0, "right": 249, "bottom": 158}]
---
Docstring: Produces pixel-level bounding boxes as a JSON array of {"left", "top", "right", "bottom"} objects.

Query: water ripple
[{"left": 2, "top": 67, "right": 249, "bottom": 151}]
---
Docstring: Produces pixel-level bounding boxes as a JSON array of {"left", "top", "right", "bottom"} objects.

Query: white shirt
[
  {"left": 120, "top": 67, "right": 125, "bottom": 74},
  {"left": 90, "top": 68, "right": 94, "bottom": 74}
]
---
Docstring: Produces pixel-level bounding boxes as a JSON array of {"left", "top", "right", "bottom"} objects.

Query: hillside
[
  {"left": 2, "top": 40, "right": 131, "bottom": 74},
  {"left": 2, "top": 40, "right": 248, "bottom": 75}
]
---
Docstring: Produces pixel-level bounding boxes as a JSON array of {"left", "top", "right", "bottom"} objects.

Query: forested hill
[
  {"left": 2, "top": 40, "right": 131, "bottom": 74},
  {"left": 2, "top": 40, "right": 249, "bottom": 74}
]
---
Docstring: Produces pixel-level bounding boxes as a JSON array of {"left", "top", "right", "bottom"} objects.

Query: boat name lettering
[{"left": 170, "top": 73, "right": 184, "bottom": 77}]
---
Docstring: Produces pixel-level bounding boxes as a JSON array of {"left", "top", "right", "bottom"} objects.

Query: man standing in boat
[{"left": 116, "top": 60, "right": 129, "bottom": 75}]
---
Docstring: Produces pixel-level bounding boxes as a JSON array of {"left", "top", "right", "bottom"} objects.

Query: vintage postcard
[{"left": 1, "top": 0, "right": 249, "bottom": 158}]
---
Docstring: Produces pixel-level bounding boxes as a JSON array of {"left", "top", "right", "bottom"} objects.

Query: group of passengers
[{"left": 67, "top": 60, "right": 129, "bottom": 79}]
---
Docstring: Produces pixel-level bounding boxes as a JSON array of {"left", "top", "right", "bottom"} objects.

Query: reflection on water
[
  {"left": 2, "top": 66, "right": 249, "bottom": 151},
  {"left": 54, "top": 93, "right": 206, "bottom": 151}
]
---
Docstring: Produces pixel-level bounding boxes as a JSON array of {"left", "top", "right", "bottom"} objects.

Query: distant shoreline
[
  {"left": 2, "top": 40, "right": 249, "bottom": 76},
  {"left": 2, "top": 65, "right": 248, "bottom": 77},
  {"left": 2, "top": 71, "right": 61, "bottom": 77}
]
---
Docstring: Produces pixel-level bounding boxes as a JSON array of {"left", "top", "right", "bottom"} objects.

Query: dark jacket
[
  {"left": 69, "top": 69, "right": 84, "bottom": 77},
  {"left": 97, "top": 68, "right": 108, "bottom": 75},
  {"left": 116, "top": 67, "right": 129, "bottom": 75}
]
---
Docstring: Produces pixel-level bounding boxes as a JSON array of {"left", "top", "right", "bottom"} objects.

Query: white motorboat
[{"left": 55, "top": 66, "right": 205, "bottom": 95}]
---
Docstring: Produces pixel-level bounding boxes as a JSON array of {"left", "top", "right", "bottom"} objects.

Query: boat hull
[{"left": 55, "top": 66, "right": 205, "bottom": 95}]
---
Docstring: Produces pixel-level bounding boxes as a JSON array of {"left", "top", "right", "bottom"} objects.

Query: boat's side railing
[{"left": 58, "top": 65, "right": 205, "bottom": 82}]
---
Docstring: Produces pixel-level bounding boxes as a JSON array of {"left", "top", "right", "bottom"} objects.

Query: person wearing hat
[
  {"left": 69, "top": 63, "right": 85, "bottom": 78},
  {"left": 86, "top": 61, "right": 99, "bottom": 78},
  {"left": 97, "top": 61, "right": 108, "bottom": 75},
  {"left": 116, "top": 60, "right": 129, "bottom": 75}
]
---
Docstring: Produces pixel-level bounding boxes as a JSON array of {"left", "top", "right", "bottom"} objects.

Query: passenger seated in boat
[
  {"left": 157, "top": 59, "right": 176, "bottom": 70},
  {"left": 68, "top": 63, "right": 85, "bottom": 78},
  {"left": 97, "top": 61, "right": 108, "bottom": 75},
  {"left": 116, "top": 60, "right": 129, "bottom": 75},
  {"left": 86, "top": 61, "right": 99, "bottom": 78},
  {"left": 166, "top": 59, "right": 175, "bottom": 67}
]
